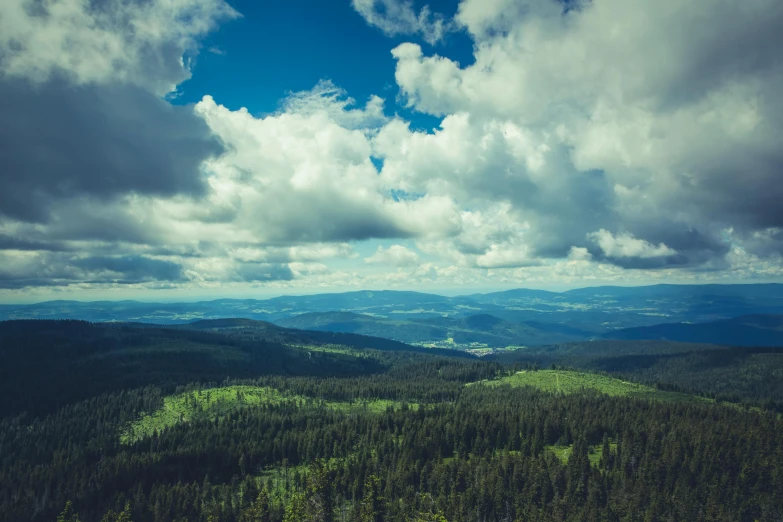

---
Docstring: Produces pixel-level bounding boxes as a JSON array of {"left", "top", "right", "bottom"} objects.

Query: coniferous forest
[{"left": 1, "top": 320, "right": 782, "bottom": 522}]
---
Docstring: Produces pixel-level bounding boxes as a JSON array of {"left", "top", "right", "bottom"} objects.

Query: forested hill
[
  {"left": 275, "top": 311, "right": 587, "bottom": 347},
  {"left": 0, "top": 319, "right": 461, "bottom": 418},
  {"left": 490, "top": 339, "right": 783, "bottom": 408},
  {"left": 1, "top": 319, "right": 782, "bottom": 521},
  {"left": 602, "top": 314, "right": 783, "bottom": 346},
  {"left": 3, "top": 284, "right": 783, "bottom": 333},
  {"left": 179, "top": 317, "right": 474, "bottom": 358}
]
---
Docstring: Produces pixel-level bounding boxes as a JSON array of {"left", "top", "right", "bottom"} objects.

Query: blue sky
[
  {"left": 0, "top": 0, "right": 782, "bottom": 302},
  {"left": 175, "top": 0, "right": 472, "bottom": 132}
]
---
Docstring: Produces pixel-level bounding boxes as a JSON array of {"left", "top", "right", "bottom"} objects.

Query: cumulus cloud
[
  {"left": 588, "top": 230, "right": 676, "bottom": 259},
  {"left": 282, "top": 80, "right": 389, "bottom": 130},
  {"left": 475, "top": 245, "right": 540, "bottom": 269},
  {"left": 0, "top": 78, "right": 223, "bottom": 222},
  {"left": 383, "top": 0, "right": 783, "bottom": 272},
  {"left": 0, "top": 0, "right": 232, "bottom": 225},
  {"left": 192, "top": 87, "right": 460, "bottom": 245},
  {"left": 0, "top": 0, "right": 238, "bottom": 95},
  {"left": 2, "top": 0, "right": 783, "bottom": 295},
  {"left": 230, "top": 244, "right": 357, "bottom": 264},
  {"left": 72, "top": 255, "right": 185, "bottom": 282},
  {"left": 351, "top": 0, "right": 452, "bottom": 44},
  {"left": 365, "top": 245, "right": 419, "bottom": 266},
  {"left": 0, "top": 251, "right": 185, "bottom": 289},
  {"left": 0, "top": 0, "right": 236, "bottom": 290}
]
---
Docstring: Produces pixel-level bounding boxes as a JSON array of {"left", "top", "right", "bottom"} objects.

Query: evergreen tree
[{"left": 57, "top": 502, "right": 81, "bottom": 522}]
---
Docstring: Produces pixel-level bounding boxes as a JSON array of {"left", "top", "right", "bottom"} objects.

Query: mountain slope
[
  {"left": 182, "top": 317, "right": 474, "bottom": 358},
  {"left": 0, "top": 319, "right": 395, "bottom": 417},
  {"left": 275, "top": 311, "right": 446, "bottom": 343}
]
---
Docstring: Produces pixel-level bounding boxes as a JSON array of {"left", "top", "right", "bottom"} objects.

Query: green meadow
[
  {"left": 121, "top": 385, "right": 416, "bottom": 444},
  {"left": 546, "top": 442, "right": 618, "bottom": 467},
  {"left": 474, "top": 369, "right": 713, "bottom": 403}
]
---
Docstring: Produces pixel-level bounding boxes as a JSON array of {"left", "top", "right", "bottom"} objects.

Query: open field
[
  {"left": 546, "top": 442, "right": 618, "bottom": 467},
  {"left": 473, "top": 370, "right": 714, "bottom": 403},
  {"left": 121, "top": 385, "right": 417, "bottom": 443}
]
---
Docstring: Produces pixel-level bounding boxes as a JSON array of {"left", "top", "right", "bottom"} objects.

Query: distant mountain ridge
[
  {"left": 603, "top": 314, "right": 783, "bottom": 347},
  {"left": 180, "top": 317, "right": 474, "bottom": 358},
  {"left": 1, "top": 284, "right": 782, "bottom": 347},
  {"left": 278, "top": 311, "right": 598, "bottom": 347}
]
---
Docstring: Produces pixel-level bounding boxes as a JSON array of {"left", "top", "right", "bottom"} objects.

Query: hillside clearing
[
  {"left": 472, "top": 370, "right": 713, "bottom": 403},
  {"left": 546, "top": 442, "right": 618, "bottom": 467},
  {"left": 121, "top": 385, "right": 417, "bottom": 444}
]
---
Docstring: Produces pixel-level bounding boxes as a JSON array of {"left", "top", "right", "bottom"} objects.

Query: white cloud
[
  {"left": 282, "top": 80, "right": 389, "bottom": 130},
  {"left": 0, "top": 0, "right": 238, "bottom": 95},
  {"left": 191, "top": 87, "right": 461, "bottom": 245},
  {"left": 475, "top": 244, "right": 539, "bottom": 269},
  {"left": 384, "top": 0, "right": 783, "bottom": 271},
  {"left": 3, "top": 0, "right": 783, "bottom": 295},
  {"left": 567, "top": 247, "right": 592, "bottom": 262},
  {"left": 365, "top": 244, "right": 419, "bottom": 266},
  {"left": 351, "top": 0, "right": 452, "bottom": 45},
  {"left": 589, "top": 229, "right": 677, "bottom": 259}
]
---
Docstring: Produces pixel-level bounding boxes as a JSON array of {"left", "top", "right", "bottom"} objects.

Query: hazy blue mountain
[
  {"left": 603, "top": 314, "right": 783, "bottom": 346},
  {"left": 276, "top": 311, "right": 447, "bottom": 342},
  {"left": 276, "top": 311, "right": 587, "bottom": 347},
  {"left": 1, "top": 284, "right": 781, "bottom": 347},
  {"left": 179, "top": 317, "right": 473, "bottom": 357},
  {"left": 468, "top": 288, "right": 562, "bottom": 303},
  {"left": 565, "top": 283, "right": 783, "bottom": 299}
]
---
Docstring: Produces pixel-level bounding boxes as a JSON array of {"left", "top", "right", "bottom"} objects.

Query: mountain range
[{"left": 2, "top": 283, "right": 782, "bottom": 348}]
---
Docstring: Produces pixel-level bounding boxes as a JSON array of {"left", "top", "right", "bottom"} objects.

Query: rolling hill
[
  {"left": 473, "top": 369, "right": 712, "bottom": 404},
  {"left": 603, "top": 314, "right": 783, "bottom": 346},
  {"left": 275, "top": 311, "right": 586, "bottom": 347},
  {"left": 2, "top": 284, "right": 782, "bottom": 329},
  {"left": 0, "top": 318, "right": 476, "bottom": 418},
  {"left": 181, "top": 317, "right": 474, "bottom": 358}
]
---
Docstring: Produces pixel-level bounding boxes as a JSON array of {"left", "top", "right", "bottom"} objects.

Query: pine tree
[
  {"left": 307, "top": 459, "right": 334, "bottom": 522},
  {"left": 241, "top": 489, "right": 271, "bottom": 522},
  {"left": 100, "top": 502, "right": 133, "bottom": 522},
  {"left": 600, "top": 433, "right": 612, "bottom": 471},
  {"left": 360, "top": 475, "right": 384, "bottom": 522},
  {"left": 57, "top": 501, "right": 81, "bottom": 522},
  {"left": 283, "top": 492, "right": 308, "bottom": 522}
]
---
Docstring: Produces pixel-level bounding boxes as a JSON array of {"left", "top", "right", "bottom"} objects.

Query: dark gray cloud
[
  {"left": 248, "top": 190, "right": 415, "bottom": 243},
  {"left": 597, "top": 225, "right": 732, "bottom": 270},
  {"left": 0, "top": 77, "right": 224, "bottom": 223},
  {"left": 0, "top": 253, "right": 185, "bottom": 289},
  {"left": 0, "top": 277, "right": 72, "bottom": 290},
  {"left": 0, "top": 234, "right": 70, "bottom": 252},
  {"left": 73, "top": 255, "right": 184, "bottom": 282}
]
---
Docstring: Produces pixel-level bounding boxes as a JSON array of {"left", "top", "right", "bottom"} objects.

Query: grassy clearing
[
  {"left": 289, "top": 344, "right": 365, "bottom": 356},
  {"left": 120, "top": 386, "right": 284, "bottom": 443},
  {"left": 546, "top": 442, "right": 618, "bottom": 467},
  {"left": 474, "top": 370, "right": 713, "bottom": 403},
  {"left": 121, "top": 385, "right": 417, "bottom": 444},
  {"left": 255, "top": 456, "right": 349, "bottom": 497}
]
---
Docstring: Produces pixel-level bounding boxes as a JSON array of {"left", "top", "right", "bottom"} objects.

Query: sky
[{"left": 0, "top": 0, "right": 782, "bottom": 302}]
